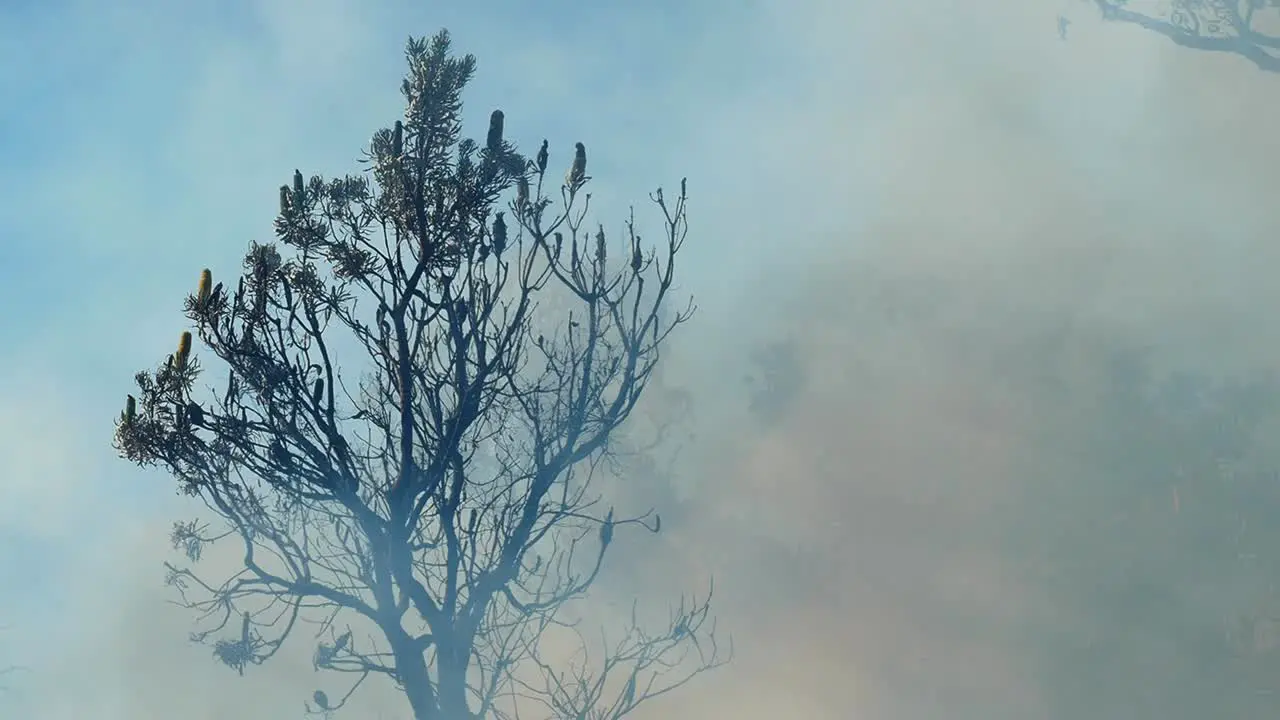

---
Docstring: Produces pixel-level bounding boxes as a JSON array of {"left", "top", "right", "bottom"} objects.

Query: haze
[{"left": 2, "top": 0, "right": 1279, "bottom": 717}]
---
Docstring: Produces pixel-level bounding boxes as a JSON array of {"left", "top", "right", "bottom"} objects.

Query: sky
[{"left": 3, "top": 0, "right": 1280, "bottom": 717}]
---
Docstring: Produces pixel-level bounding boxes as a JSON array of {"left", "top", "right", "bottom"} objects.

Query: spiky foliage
[{"left": 112, "top": 29, "right": 725, "bottom": 720}]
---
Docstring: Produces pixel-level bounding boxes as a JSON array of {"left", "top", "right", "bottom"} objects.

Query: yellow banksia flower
[
  {"left": 176, "top": 331, "right": 193, "bottom": 370},
  {"left": 197, "top": 269, "right": 212, "bottom": 305}
]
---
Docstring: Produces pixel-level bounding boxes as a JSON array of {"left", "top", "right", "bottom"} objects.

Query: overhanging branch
[{"left": 1093, "top": 0, "right": 1280, "bottom": 71}]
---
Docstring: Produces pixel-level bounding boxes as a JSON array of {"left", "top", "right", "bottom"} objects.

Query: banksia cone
[
  {"left": 187, "top": 401, "right": 204, "bottom": 427},
  {"left": 516, "top": 175, "right": 529, "bottom": 210},
  {"left": 124, "top": 394, "right": 136, "bottom": 425},
  {"left": 293, "top": 169, "right": 304, "bottom": 200},
  {"left": 270, "top": 438, "right": 291, "bottom": 468},
  {"left": 566, "top": 142, "right": 586, "bottom": 187},
  {"left": 279, "top": 185, "right": 291, "bottom": 215},
  {"left": 392, "top": 120, "right": 404, "bottom": 158},
  {"left": 600, "top": 508, "right": 614, "bottom": 547},
  {"left": 492, "top": 212, "right": 507, "bottom": 255},
  {"left": 595, "top": 226, "right": 606, "bottom": 264},
  {"left": 536, "top": 139, "right": 548, "bottom": 174},
  {"left": 176, "top": 331, "right": 192, "bottom": 371},
  {"left": 622, "top": 674, "right": 636, "bottom": 707},
  {"left": 312, "top": 378, "right": 324, "bottom": 407},
  {"left": 197, "top": 269, "right": 212, "bottom": 306},
  {"left": 632, "top": 243, "right": 642, "bottom": 273},
  {"left": 487, "top": 110, "right": 504, "bottom": 151}
]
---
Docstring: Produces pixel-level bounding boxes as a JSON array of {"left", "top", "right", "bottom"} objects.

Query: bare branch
[{"left": 1091, "top": 0, "right": 1280, "bottom": 71}]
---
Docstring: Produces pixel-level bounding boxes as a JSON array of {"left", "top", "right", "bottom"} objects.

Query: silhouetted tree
[
  {"left": 1089, "top": 0, "right": 1280, "bottom": 71},
  {"left": 113, "top": 30, "right": 726, "bottom": 720}
]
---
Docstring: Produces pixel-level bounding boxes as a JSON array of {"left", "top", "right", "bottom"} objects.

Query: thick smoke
[{"left": 7, "top": 0, "right": 1280, "bottom": 718}]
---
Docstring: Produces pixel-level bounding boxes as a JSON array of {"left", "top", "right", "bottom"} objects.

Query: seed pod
[
  {"left": 392, "top": 120, "right": 404, "bottom": 158},
  {"left": 536, "top": 140, "right": 548, "bottom": 174},
  {"left": 125, "top": 394, "right": 137, "bottom": 424},
  {"left": 176, "top": 331, "right": 193, "bottom": 370},
  {"left": 312, "top": 378, "right": 324, "bottom": 407},
  {"left": 186, "top": 401, "right": 205, "bottom": 427},
  {"left": 269, "top": 438, "right": 292, "bottom": 469},
  {"left": 566, "top": 142, "right": 586, "bottom": 187},
  {"left": 279, "top": 185, "right": 290, "bottom": 215},
  {"left": 492, "top": 212, "right": 507, "bottom": 255},
  {"left": 486, "top": 110, "right": 504, "bottom": 151},
  {"left": 293, "top": 169, "right": 304, "bottom": 201},
  {"left": 622, "top": 674, "right": 636, "bottom": 707},
  {"left": 599, "top": 508, "right": 614, "bottom": 547},
  {"left": 516, "top": 175, "right": 529, "bottom": 210},
  {"left": 197, "top": 269, "right": 212, "bottom": 306}
]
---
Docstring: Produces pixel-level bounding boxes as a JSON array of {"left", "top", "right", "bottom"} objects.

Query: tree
[
  {"left": 113, "top": 30, "right": 726, "bottom": 720},
  {"left": 1088, "top": 0, "right": 1280, "bottom": 71}
]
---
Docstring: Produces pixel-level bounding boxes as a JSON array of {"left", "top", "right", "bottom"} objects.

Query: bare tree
[
  {"left": 113, "top": 30, "right": 727, "bottom": 720},
  {"left": 1088, "top": 0, "right": 1280, "bottom": 71}
]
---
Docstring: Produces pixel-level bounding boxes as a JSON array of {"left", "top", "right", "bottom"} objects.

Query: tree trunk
[
  {"left": 436, "top": 635, "right": 474, "bottom": 720},
  {"left": 391, "top": 634, "right": 440, "bottom": 720}
]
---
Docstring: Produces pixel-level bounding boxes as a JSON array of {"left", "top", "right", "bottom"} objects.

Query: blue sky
[{"left": 5, "top": 0, "right": 1280, "bottom": 717}]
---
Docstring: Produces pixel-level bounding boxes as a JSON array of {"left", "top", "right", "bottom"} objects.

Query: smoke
[
  {"left": 611, "top": 2, "right": 1280, "bottom": 718},
  {"left": 6, "top": 0, "right": 1280, "bottom": 718}
]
